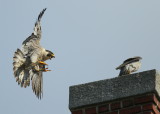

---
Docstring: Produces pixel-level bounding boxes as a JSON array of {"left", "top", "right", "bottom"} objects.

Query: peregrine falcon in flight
[
  {"left": 13, "top": 8, "right": 55, "bottom": 99},
  {"left": 116, "top": 56, "right": 142, "bottom": 76}
]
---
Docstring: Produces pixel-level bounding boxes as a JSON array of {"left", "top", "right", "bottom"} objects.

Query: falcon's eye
[{"left": 47, "top": 54, "right": 51, "bottom": 57}]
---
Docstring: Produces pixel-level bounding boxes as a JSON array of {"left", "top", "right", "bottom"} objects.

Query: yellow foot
[
  {"left": 38, "top": 61, "right": 48, "bottom": 65},
  {"left": 44, "top": 69, "right": 51, "bottom": 72},
  {"left": 41, "top": 68, "right": 51, "bottom": 72}
]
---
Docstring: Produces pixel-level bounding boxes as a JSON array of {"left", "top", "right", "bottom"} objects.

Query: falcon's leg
[
  {"left": 31, "top": 62, "right": 51, "bottom": 72},
  {"left": 32, "top": 64, "right": 41, "bottom": 72},
  {"left": 38, "top": 61, "right": 48, "bottom": 65},
  {"left": 39, "top": 64, "right": 51, "bottom": 72}
]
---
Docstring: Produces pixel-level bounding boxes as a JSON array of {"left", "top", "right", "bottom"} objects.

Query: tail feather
[
  {"left": 33, "top": 8, "right": 47, "bottom": 38},
  {"left": 119, "top": 67, "right": 129, "bottom": 76},
  {"left": 31, "top": 71, "right": 43, "bottom": 99}
]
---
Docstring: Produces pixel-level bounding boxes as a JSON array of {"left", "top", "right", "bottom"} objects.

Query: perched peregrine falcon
[
  {"left": 13, "top": 8, "right": 55, "bottom": 99},
  {"left": 116, "top": 56, "right": 142, "bottom": 76}
]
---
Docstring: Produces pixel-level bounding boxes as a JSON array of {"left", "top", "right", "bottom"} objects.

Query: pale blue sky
[{"left": 1, "top": 0, "right": 160, "bottom": 114}]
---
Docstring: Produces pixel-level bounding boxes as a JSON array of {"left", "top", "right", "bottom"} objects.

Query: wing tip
[{"left": 38, "top": 8, "right": 47, "bottom": 21}]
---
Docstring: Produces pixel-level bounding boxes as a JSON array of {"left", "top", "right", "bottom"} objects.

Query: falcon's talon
[
  {"left": 38, "top": 67, "right": 51, "bottom": 72},
  {"left": 44, "top": 70, "right": 51, "bottom": 72},
  {"left": 43, "top": 69, "right": 51, "bottom": 72}
]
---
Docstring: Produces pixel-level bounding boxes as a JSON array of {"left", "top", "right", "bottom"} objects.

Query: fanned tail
[
  {"left": 33, "top": 8, "right": 47, "bottom": 38},
  {"left": 30, "top": 70, "right": 43, "bottom": 99}
]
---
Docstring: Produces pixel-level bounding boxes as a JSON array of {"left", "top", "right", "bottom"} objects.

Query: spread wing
[
  {"left": 13, "top": 49, "right": 31, "bottom": 88},
  {"left": 21, "top": 8, "right": 46, "bottom": 56},
  {"left": 13, "top": 48, "right": 44, "bottom": 98}
]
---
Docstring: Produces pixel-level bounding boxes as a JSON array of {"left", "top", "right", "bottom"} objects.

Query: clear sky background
[{"left": 1, "top": 0, "right": 160, "bottom": 114}]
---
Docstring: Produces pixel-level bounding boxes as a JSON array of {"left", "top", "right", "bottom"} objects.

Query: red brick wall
[{"left": 71, "top": 93, "right": 160, "bottom": 114}]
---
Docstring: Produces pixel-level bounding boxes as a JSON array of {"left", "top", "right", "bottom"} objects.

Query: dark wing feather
[
  {"left": 123, "top": 57, "right": 140, "bottom": 63},
  {"left": 33, "top": 8, "right": 46, "bottom": 38}
]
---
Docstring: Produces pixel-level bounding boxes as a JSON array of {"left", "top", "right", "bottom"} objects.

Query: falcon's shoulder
[
  {"left": 21, "top": 33, "right": 41, "bottom": 56},
  {"left": 22, "top": 33, "right": 38, "bottom": 45}
]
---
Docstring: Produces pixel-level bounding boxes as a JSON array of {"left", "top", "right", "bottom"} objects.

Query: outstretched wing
[
  {"left": 21, "top": 8, "right": 47, "bottom": 56},
  {"left": 13, "top": 9, "right": 47, "bottom": 93},
  {"left": 30, "top": 70, "right": 43, "bottom": 99},
  {"left": 33, "top": 8, "right": 46, "bottom": 38},
  {"left": 13, "top": 49, "right": 31, "bottom": 88},
  {"left": 116, "top": 57, "right": 141, "bottom": 70}
]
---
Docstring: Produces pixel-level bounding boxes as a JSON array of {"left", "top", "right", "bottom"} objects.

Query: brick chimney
[{"left": 69, "top": 69, "right": 160, "bottom": 114}]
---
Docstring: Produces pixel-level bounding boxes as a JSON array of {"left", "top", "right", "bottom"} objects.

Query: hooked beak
[{"left": 50, "top": 54, "right": 55, "bottom": 59}]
